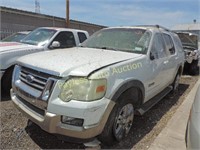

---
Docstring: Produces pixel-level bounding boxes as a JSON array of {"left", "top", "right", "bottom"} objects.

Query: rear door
[{"left": 162, "top": 33, "right": 178, "bottom": 85}]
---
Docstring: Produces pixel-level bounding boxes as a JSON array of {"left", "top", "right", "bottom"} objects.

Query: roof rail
[
  {"left": 136, "top": 25, "right": 171, "bottom": 32},
  {"left": 155, "top": 25, "right": 171, "bottom": 32}
]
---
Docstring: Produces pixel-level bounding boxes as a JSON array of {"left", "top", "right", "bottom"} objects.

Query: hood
[
  {"left": 17, "top": 47, "right": 142, "bottom": 77},
  {"left": 0, "top": 42, "right": 39, "bottom": 53}
]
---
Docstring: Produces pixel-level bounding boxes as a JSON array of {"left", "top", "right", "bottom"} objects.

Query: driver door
[{"left": 145, "top": 33, "right": 168, "bottom": 101}]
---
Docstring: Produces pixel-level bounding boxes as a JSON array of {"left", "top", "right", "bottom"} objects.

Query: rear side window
[
  {"left": 163, "top": 34, "right": 175, "bottom": 55},
  {"left": 78, "top": 32, "right": 87, "bottom": 43},
  {"left": 53, "top": 31, "right": 76, "bottom": 48}
]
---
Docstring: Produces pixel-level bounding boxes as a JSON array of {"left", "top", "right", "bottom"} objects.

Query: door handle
[{"left": 164, "top": 60, "right": 169, "bottom": 64}]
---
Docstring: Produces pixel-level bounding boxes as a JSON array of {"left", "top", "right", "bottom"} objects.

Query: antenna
[{"left": 35, "top": 0, "right": 40, "bottom": 13}]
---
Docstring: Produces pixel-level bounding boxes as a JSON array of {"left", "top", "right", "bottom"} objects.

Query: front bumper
[{"left": 11, "top": 89, "right": 115, "bottom": 140}]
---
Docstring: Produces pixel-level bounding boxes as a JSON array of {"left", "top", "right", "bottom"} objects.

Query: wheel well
[
  {"left": 118, "top": 87, "right": 143, "bottom": 109},
  {"left": 2, "top": 65, "right": 14, "bottom": 81},
  {"left": 110, "top": 80, "right": 145, "bottom": 108},
  {"left": 177, "top": 65, "right": 183, "bottom": 76},
  {"left": 1, "top": 65, "right": 14, "bottom": 94}
]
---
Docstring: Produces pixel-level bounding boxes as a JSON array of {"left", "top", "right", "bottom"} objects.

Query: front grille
[
  {"left": 19, "top": 67, "right": 50, "bottom": 92},
  {"left": 14, "top": 66, "right": 56, "bottom": 111}
]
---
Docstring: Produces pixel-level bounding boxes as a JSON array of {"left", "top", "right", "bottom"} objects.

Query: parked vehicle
[
  {"left": 0, "top": 27, "right": 89, "bottom": 94},
  {"left": 176, "top": 32, "right": 200, "bottom": 75},
  {"left": 11, "top": 25, "right": 185, "bottom": 146},
  {"left": 185, "top": 84, "right": 200, "bottom": 150},
  {"left": 1, "top": 31, "right": 30, "bottom": 42}
]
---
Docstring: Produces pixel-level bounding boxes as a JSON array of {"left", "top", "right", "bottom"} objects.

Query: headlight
[{"left": 59, "top": 78, "right": 107, "bottom": 102}]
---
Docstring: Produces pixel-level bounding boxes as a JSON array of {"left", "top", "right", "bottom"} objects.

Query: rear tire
[
  {"left": 172, "top": 73, "right": 180, "bottom": 92},
  {"left": 98, "top": 90, "right": 135, "bottom": 146},
  {"left": 189, "top": 60, "right": 199, "bottom": 75}
]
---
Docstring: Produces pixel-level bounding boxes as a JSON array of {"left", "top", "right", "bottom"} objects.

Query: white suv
[{"left": 11, "top": 25, "right": 185, "bottom": 146}]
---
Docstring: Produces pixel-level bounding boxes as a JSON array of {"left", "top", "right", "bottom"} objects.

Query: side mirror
[{"left": 51, "top": 41, "right": 60, "bottom": 48}]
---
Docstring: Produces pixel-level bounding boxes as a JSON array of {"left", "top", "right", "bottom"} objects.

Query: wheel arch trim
[{"left": 109, "top": 79, "right": 145, "bottom": 104}]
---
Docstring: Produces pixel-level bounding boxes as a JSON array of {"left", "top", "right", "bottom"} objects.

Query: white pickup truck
[
  {"left": 0, "top": 27, "right": 89, "bottom": 94},
  {"left": 11, "top": 26, "right": 185, "bottom": 146}
]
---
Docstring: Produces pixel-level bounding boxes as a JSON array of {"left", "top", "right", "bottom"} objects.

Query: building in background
[
  {"left": 172, "top": 21, "right": 200, "bottom": 47},
  {"left": 0, "top": 6, "right": 106, "bottom": 39}
]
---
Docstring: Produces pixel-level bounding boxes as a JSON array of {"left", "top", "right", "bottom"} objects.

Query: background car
[
  {"left": 0, "top": 27, "right": 89, "bottom": 95},
  {"left": 176, "top": 32, "right": 200, "bottom": 75},
  {"left": 186, "top": 84, "right": 200, "bottom": 149},
  {"left": 1, "top": 31, "right": 30, "bottom": 42}
]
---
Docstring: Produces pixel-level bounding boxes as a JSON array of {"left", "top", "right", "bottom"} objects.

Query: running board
[{"left": 137, "top": 86, "right": 173, "bottom": 115}]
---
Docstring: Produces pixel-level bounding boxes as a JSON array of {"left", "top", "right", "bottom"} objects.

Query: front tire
[
  {"left": 113, "top": 103, "right": 134, "bottom": 142},
  {"left": 98, "top": 92, "right": 135, "bottom": 146}
]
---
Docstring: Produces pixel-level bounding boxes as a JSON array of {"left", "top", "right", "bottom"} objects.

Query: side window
[
  {"left": 150, "top": 33, "right": 166, "bottom": 60},
  {"left": 163, "top": 34, "right": 175, "bottom": 55},
  {"left": 78, "top": 32, "right": 87, "bottom": 43},
  {"left": 53, "top": 31, "right": 76, "bottom": 48}
]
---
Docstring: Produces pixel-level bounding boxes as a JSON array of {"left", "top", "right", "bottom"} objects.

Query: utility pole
[
  {"left": 35, "top": 0, "right": 40, "bottom": 13},
  {"left": 66, "top": 0, "right": 70, "bottom": 27}
]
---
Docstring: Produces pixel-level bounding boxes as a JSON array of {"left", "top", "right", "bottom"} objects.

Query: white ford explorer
[{"left": 11, "top": 25, "right": 185, "bottom": 146}]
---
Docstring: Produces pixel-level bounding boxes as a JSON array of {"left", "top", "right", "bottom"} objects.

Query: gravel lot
[{"left": 0, "top": 75, "right": 199, "bottom": 149}]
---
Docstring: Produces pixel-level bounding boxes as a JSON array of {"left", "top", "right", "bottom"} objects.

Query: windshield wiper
[
  {"left": 88, "top": 46, "right": 117, "bottom": 51},
  {"left": 101, "top": 47, "right": 118, "bottom": 51},
  {"left": 21, "top": 40, "right": 36, "bottom": 45}
]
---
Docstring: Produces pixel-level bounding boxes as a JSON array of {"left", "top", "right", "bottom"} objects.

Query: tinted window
[
  {"left": 150, "top": 33, "right": 166, "bottom": 59},
  {"left": 163, "top": 34, "right": 175, "bottom": 55},
  {"left": 78, "top": 32, "right": 87, "bottom": 43},
  {"left": 53, "top": 31, "right": 76, "bottom": 48},
  {"left": 177, "top": 33, "right": 198, "bottom": 49}
]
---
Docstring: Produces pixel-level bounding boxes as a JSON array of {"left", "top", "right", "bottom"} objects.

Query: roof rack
[
  {"left": 136, "top": 25, "right": 172, "bottom": 32},
  {"left": 155, "top": 25, "right": 171, "bottom": 32}
]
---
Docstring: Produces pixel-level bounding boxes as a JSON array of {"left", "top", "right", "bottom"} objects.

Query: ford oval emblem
[{"left": 26, "top": 74, "right": 34, "bottom": 83}]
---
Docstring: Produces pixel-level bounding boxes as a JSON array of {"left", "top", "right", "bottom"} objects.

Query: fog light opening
[{"left": 61, "top": 116, "right": 84, "bottom": 126}]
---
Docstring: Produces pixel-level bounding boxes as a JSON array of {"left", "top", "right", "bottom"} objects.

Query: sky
[{"left": 1, "top": 0, "right": 200, "bottom": 28}]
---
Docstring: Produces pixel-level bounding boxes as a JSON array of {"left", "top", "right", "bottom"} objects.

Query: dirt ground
[{"left": 0, "top": 75, "right": 199, "bottom": 149}]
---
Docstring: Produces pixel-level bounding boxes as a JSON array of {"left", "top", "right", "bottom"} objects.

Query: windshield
[
  {"left": 21, "top": 28, "right": 57, "bottom": 46},
  {"left": 81, "top": 28, "right": 151, "bottom": 54},
  {"left": 2, "top": 33, "right": 28, "bottom": 42},
  {"left": 177, "top": 33, "right": 198, "bottom": 49}
]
